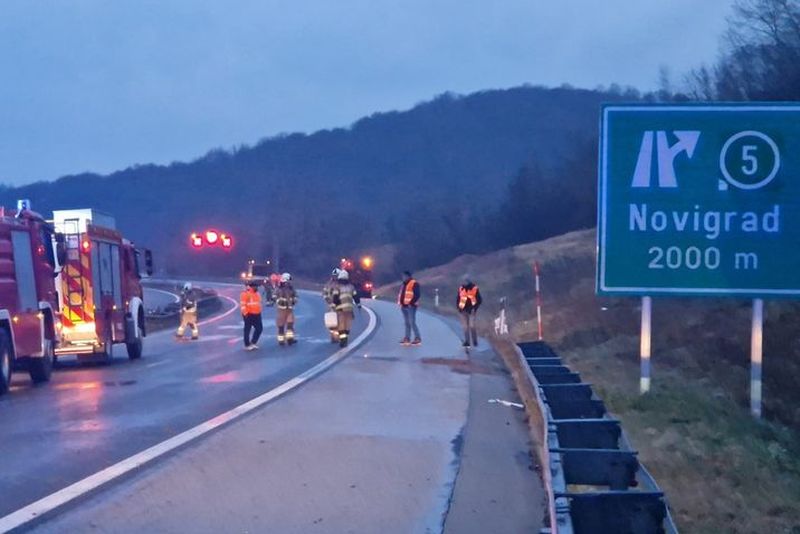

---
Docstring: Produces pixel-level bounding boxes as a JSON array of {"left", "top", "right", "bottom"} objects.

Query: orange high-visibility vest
[
  {"left": 458, "top": 286, "right": 479, "bottom": 310},
  {"left": 240, "top": 289, "right": 262, "bottom": 315},
  {"left": 398, "top": 279, "right": 418, "bottom": 306}
]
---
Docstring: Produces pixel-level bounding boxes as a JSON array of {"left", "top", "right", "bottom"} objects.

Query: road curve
[{"left": 0, "top": 282, "right": 369, "bottom": 523}]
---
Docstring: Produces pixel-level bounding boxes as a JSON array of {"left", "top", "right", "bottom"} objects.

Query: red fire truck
[
  {"left": 0, "top": 203, "right": 62, "bottom": 394},
  {"left": 53, "top": 209, "right": 153, "bottom": 364}
]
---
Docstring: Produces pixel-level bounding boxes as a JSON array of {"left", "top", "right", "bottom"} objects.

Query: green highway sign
[{"left": 597, "top": 104, "right": 800, "bottom": 297}]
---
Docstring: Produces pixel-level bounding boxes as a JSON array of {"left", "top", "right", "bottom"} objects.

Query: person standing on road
[
  {"left": 331, "top": 269, "right": 360, "bottom": 347},
  {"left": 176, "top": 282, "right": 199, "bottom": 341},
  {"left": 398, "top": 271, "right": 421, "bottom": 346},
  {"left": 275, "top": 272, "right": 298, "bottom": 346},
  {"left": 240, "top": 281, "right": 263, "bottom": 351},
  {"left": 457, "top": 276, "right": 483, "bottom": 347},
  {"left": 322, "top": 268, "right": 340, "bottom": 343}
]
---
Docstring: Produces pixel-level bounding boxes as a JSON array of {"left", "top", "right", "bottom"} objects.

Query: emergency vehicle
[
  {"left": 53, "top": 209, "right": 153, "bottom": 363},
  {"left": 0, "top": 202, "right": 63, "bottom": 394},
  {"left": 340, "top": 256, "right": 375, "bottom": 299}
]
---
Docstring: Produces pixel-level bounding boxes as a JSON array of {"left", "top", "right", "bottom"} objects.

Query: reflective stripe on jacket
[
  {"left": 240, "top": 289, "right": 262, "bottom": 315},
  {"left": 332, "top": 282, "right": 357, "bottom": 312},
  {"left": 398, "top": 279, "right": 419, "bottom": 306},
  {"left": 275, "top": 284, "right": 297, "bottom": 309}
]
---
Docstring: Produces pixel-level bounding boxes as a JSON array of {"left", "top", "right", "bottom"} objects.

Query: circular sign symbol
[{"left": 719, "top": 130, "right": 780, "bottom": 190}]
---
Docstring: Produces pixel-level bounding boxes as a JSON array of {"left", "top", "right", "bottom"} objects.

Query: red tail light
[{"left": 81, "top": 239, "right": 91, "bottom": 252}]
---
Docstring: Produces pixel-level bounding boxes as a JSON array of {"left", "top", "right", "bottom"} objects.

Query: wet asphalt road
[{"left": 0, "top": 282, "right": 367, "bottom": 518}]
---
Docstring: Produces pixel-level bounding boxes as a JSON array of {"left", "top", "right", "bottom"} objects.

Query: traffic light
[{"left": 189, "top": 230, "right": 233, "bottom": 251}]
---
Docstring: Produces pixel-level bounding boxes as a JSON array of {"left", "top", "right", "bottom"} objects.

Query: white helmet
[
  {"left": 183, "top": 282, "right": 192, "bottom": 292},
  {"left": 331, "top": 268, "right": 341, "bottom": 277},
  {"left": 337, "top": 269, "right": 349, "bottom": 281},
  {"left": 281, "top": 272, "right": 292, "bottom": 283}
]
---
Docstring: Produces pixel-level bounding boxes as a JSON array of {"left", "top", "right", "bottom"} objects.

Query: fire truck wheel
[
  {"left": 127, "top": 326, "right": 143, "bottom": 360},
  {"left": 28, "top": 339, "right": 54, "bottom": 384},
  {"left": 0, "top": 330, "right": 11, "bottom": 395}
]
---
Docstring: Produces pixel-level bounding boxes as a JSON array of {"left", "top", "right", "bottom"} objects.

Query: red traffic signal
[{"left": 190, "top": 230, "right": 233, "bottom": 251}]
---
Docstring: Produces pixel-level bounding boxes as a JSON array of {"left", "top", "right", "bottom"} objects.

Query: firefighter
[
  {"left": 176, "top": 282, "right": 199, "bottom": 340},
  {"left": 322, "top": 268, "right": 341, "bottom": 342},
  {"left": 457, "top": 276, "right": 483, "bottom": 347},
  {"left": 275, "top": 272, "right": 298, "bottom": 346},
  {"left": 398, "top": 271, "right": 421, "bottom": 345},
  {"left": 240, "top": 281, "right": 263, "bottom": 351},
  {"left": 331, "top": 269, "right": 360, "bottom": 347}
]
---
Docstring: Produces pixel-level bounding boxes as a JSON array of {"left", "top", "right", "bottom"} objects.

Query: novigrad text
[{"left": 629, "top": 203, "right": 780, "bottom": 240}]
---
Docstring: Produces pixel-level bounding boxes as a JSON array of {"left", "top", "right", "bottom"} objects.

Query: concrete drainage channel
[{"left": 515, "top": 341, "right": 678, "bottom": 534}]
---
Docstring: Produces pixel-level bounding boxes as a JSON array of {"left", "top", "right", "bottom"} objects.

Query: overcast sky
[{"left": 0, "top": 0, "right": 735, "bottom": 185}]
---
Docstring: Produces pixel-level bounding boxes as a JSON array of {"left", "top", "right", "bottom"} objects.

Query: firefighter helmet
[
  {"left": 337, "top": 269, "right": 349, "bottom": 281},
  {"left": 281, "top": 272, "right": 292, "bottom": 282}
]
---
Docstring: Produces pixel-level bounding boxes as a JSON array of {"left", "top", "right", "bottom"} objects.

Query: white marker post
[
  {"left": 434, "top": 288, "right": 439, "bottom": 308},
  {"left": 533, "top": 262, "right": 543, "bottom": 341},
  {"left": 640, "top": 296, "right": 652, "bottom": 394},
  {"left": 750, "top": 299, "right": 764, "bottom": 418}
]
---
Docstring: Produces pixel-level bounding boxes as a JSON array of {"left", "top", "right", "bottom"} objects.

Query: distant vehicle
[
  {"left": 340, "top": 256, "right": 375, "bottom": 299},
  {"left": 53, "top": 208, "right": 153, "bottom": 363},
  {"left": 241, "top": 259, "right": 276, "bottom": 306}
]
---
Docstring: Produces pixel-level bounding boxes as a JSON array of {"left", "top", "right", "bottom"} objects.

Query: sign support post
[
  {"left": 640, "top": 296, "right": 652, "bottom": 394},
  {"left": 750, "top": 299, "right": 764, "bottom": 418}
]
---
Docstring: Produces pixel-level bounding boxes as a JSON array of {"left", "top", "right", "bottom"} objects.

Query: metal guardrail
[{"left": 515, "top": 341, "right": 678, "bottom": 534}]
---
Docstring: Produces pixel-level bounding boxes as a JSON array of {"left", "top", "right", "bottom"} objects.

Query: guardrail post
[
  {"left": 750, "top": 298, "right": 764, "bottom": 418},
  {"left": 640, "top": 296, "right": 652, "bottom": 394}
]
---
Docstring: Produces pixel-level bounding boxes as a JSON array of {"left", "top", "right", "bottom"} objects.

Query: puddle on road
[{"left": 421, "top": 357, "right": 493, "bottom": 375}]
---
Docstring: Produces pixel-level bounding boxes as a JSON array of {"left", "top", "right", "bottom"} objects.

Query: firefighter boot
[
  {"left": 287, "top": 324, "right": 296, "bottom": 345},
  {"left": 191, "top": 323, "right": 199, "bottom": 341},
  {"left": 277, "top": 326, "right": 286, "bottom": 346},
  {"left": 339, "top": 330, "right": 349, "bottom": 348}
]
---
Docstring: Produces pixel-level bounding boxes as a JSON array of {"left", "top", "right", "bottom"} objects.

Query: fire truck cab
[
  {"left": 0, "top": 202, "right": 62, "bottom": 395},
  {"left": 53, "top": 209, "right": 153, "bottom": 363}
]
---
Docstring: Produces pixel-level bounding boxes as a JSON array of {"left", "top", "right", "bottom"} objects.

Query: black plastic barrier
[{"left": 517, "top": 341, "right": 677, "bottom": 534}]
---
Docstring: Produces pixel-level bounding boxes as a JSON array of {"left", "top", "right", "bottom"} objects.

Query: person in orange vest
[
  {"left": 457, "top": 276, "right": 483, "bottom": 347},
  {"left": 240, "top": 281, "right": 263, "bottom": 351},
  {"left": 398, "top": 271, "right": 421, "bottom": 346}
]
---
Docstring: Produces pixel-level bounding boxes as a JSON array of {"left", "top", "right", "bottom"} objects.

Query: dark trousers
[{"left": 243, "top": 313, "right": 263, "bottom": 346}]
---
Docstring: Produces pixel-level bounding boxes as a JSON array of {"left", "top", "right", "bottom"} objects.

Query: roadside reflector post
[
  {"left": 640, "top": 296, "right": 652, "bottom": 394},
  {"left": 533, "top": 262, "right": 543, "bottom": 341},
  {"left": 750, "top": 298, "right": 764, "bottom": 418},
  {"left": 434, "top": 288, "right": 439, "bottom": 308}
]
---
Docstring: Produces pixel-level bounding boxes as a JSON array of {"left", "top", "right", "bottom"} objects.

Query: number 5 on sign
[{"left": 742, "top": 145, "right": 758, "bottom": 176}]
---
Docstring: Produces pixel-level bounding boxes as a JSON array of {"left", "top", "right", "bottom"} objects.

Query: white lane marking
[
  {"left": 0, "top": 306, "right": 377, "bottom": 533},
  {"left": 145, "top": 361, "right": 168, "bottom": 369},
  {"left": 143, "top": 288, "right": 180, "bottom": 303}
]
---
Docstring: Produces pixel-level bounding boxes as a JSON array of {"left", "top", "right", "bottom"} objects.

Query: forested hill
[{"left": 0, "top": 85, "right": 633, "bottom": 276}]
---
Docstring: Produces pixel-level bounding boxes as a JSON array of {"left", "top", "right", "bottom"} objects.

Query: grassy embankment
[{"left": 380, "top": 228, "right": 800, "bottom": 533}]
